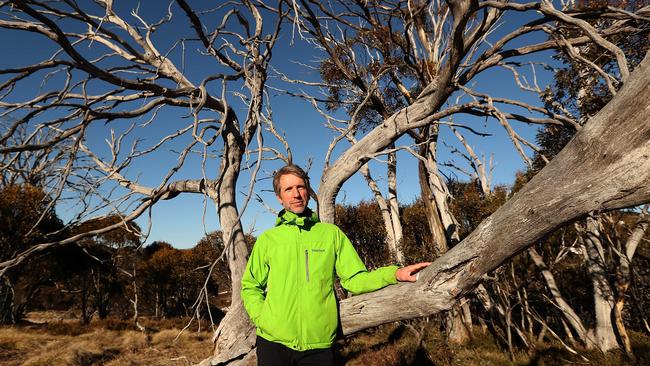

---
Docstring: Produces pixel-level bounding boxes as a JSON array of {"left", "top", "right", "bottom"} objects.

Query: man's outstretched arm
[{"left": 335, "top": 228, "right": 431, "bottom": 294}]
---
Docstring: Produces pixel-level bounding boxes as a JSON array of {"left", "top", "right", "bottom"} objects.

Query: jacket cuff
[{"left": 383, "top": 265, "right": 400, "bottom": 285}]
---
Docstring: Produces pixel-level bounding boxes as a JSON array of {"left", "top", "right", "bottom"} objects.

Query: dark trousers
[{"left": 256, "top": 336, "right": 335, "bottom": 366}]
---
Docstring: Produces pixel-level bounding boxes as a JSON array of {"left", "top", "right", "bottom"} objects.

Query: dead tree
[
  {"left": 528, "top": 247, "right": 593, "bottom": 347},
  {"left": 201, "top": 45, "right": 650, "bottom": 366},
  {"left": 280, "top": 0, "right": 649, "bottom": 348},
  {"left": 0, "top": 0, "right": 283, "bottom": 361},
  {"left": 201, "top": 1, "right": 650, "bottom": 364},
  {"left": 337, "top": 50, "right": 650, "bottom": 335},
  {"left": 1, "top": 1, "right": 649, "bottom": 365},
  {"left": 571, "top": 208, "right": 650, "bottom": 354}
]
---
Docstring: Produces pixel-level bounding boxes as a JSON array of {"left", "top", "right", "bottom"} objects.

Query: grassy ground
[
  {"left": 0, "top": 312, "right": 214, "bottom": 366},
  {"left": 339, "top": 321, "right": 650, "bottom": 366},
  {"left": 2, "top": 313, "right": 649, "bottom": 365}
]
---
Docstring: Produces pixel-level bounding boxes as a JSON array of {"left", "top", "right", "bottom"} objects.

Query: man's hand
[{"left": 395, "top": 262, "right": 431, "bottom": 282}]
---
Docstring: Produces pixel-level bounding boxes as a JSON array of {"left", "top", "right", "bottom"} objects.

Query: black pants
[{"left": 256, "top": 337, "right": 335, "bottom": 366}]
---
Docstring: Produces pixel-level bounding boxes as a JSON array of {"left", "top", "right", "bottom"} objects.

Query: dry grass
[
  {"left": 338, "top": 321, "right": 650, "bottom": 366},
  {"left": 340, "top": 323, "right": 418, "bottom": 366},
  {"left": 2, "top": 313, "right": 649, "bottom": 365},
  {"left": 0, "top": 313, "right": 214, "bottom": 366}
]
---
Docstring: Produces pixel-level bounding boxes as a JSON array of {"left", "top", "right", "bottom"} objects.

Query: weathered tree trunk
[
  {"left": 614, "top": 208, "right": 648, "bottom": 357},
  {"left": 336, "top": 52, "right": 650, "bottom": 336},
  {"left": 359, "top": 148, "right": 405, "bottom": 264},
  {"left": 419, "top": 157, "right": 449, "bottom": 253},
  {"left": 359, "top": 164, "right": 397, "bottom": 253},
  {"left": 201, "top": 139, "right": 258, "bottom": 365},
  {"left": 204, "top": 73, "right": 267, "bottom": 365},
  {"left": 581, "top": 216, "right": 619, "bottom": 352},
  {"left": 418, "top": 137, "right": 461, "bottom": 253},
  {"left": 203, "top": 52, "right": 650, "bottom": 366},
  {"left": 528, "top": 248, "right": 593, "bottom": 347},
  {"left": 387, "top": 150, "right": 404, "bottom": 264},
  {"left": 418, "top": 132, "right": 470, "bottom": 344},
  {"left": 445, "top": 302, "right": 472, "bottom": 344},
  {"left": 208, "top": 152, "right": 257, "bottom": 365}
]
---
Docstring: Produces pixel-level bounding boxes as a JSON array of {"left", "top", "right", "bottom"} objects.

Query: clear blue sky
[{"left": 1, "top": 2, "right": 557, "bottom": 249}]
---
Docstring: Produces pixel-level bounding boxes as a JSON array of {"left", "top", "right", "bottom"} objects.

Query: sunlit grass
[
  {"left": 0, "top": 312, "right": 213, "bottom": 366},
  {"left": 1, "top": 312, "right": 649, "bottom": 365}
]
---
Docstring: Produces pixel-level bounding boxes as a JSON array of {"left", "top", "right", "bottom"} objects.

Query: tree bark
[
  {"left": 387, "top": 149, "right": 404, "bottom": 264},
  {"left": 418, "top": 147, "right": 451, "bottom": 255},
  {"left": 359, "top": 164, "right": 398, "bottom": 256},
  {"left": 358, "top": 151, "right": 404, "bottom": 264},
  {"left": 418, "top": 133, "right": 469, "bottom": 344},
  {"left": 528, "top": 248, "right": 593, "bottom": 347},
  {"left": 337, "top": 52, "right": 650, "bottom": 336},
  {"left": 614, "top": 208, "right": 649, "bottom": 357},
  {"left": 581, "top": 216, "right": 619, "bottom": 352},
  {"left": 204, "top": 51, "right": 650, "bottom": 366},
  {"left": 202, "top": 139, "right": 259, "bottom": 365},
  {"left": 206, "top": 71, "right": 267, "bottom": 365}
]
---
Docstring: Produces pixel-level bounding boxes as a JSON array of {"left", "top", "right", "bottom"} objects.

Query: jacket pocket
[
  {"left": 256, "top": 300, "right": 270, "bottom": 330},
  {"left": 303, "top": 279, "right": 338, "bottom": 345},
  {"left": 257, "top": 299, "right": 294, "bottom": 343}
]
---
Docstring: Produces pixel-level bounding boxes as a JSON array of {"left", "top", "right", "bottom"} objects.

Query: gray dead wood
[
  {"left": 201, "top": 46, "right": 650, "bottom": 366},
  {"left": 338, "top": 52, "right": 650, "bottom": 335}
]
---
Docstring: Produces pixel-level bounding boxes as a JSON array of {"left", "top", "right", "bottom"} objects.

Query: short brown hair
[{"left": 273, "top": 164, "right": 310, "bottom": 196}]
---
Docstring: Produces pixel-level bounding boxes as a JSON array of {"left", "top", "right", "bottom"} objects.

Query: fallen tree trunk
[
  {"left": 200, "top": 51, "right": 650, "bottom": 366},
  {"left": 339, "top": 52, "right": 650, "bottom": 335}
]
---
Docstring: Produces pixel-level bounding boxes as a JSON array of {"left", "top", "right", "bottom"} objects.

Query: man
[{"left": 241, "top": 164, "right": 430, "bottom": 365}]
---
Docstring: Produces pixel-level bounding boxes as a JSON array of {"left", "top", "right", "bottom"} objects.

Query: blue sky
[{"left": 0, "top": 2, "right": 559, "bottom": 249}]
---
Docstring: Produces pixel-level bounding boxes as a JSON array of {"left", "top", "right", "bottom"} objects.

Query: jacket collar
[{"left": 276, "top": 208, "right": 319, "bottom": 227}]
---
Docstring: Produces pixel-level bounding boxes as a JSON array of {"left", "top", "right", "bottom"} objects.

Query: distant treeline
[
  {"left": 0, "top": 192, "right": 234, "bottom": 324},
  {"left": 1, "top": 179, "right": 649, "bottom": 355}
]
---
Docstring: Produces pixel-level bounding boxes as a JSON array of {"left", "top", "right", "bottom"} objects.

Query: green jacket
[{"left": 241, "top": 209, "right": 398, "bottom": 351}]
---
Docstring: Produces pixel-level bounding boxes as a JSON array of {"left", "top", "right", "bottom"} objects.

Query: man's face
[{"left": 276, "top": 173, "right": 309, "bottom": 214}]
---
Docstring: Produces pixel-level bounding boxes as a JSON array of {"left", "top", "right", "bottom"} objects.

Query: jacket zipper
[
  {"left": 298, "top": 226, "right": 305, "bottom": 349},
  {"left": 305, "top": 249, "right": 310, "bottom": 282}
]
